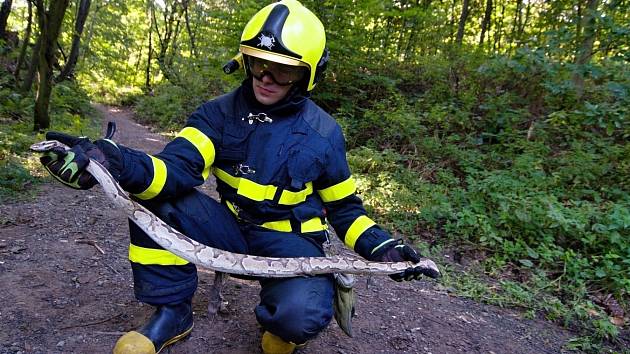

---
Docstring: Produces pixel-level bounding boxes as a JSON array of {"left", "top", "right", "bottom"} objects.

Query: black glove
[
  {"left": 40, "top": 125, "right": 122, "bottom": 190},
  {"left": 370, "top": 239, "right": 440, "bottom": 281}
]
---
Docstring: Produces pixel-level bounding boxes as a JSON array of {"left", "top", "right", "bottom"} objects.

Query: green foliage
[
  {"left": 134, "top": 62, "right": 239, "bottom": 131},
  {"left": 0, "top": 71, "right": 99, "bottom": 202},
  {"left": 0, "top": 89, "right": 33, "bottom": 119},
  {"left": 339, "top": 42, "right": 628, "bottom": 348}
]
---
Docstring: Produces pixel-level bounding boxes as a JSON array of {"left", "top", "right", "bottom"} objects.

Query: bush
[
  {"left": 0, "top": 74, "right": 99, "bottom": 202},
  {"left": 134, "top": 63, "right": 239, "bottom": 131}
]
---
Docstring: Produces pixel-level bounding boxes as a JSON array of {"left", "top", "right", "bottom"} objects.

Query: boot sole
[{"left": 156, "top": 323, "right": 194, "bottom": 354}]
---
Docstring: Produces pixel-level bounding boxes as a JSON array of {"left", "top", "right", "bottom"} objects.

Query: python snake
[{"left": 31, "top": 140, "right": 440, "bottom": 278}]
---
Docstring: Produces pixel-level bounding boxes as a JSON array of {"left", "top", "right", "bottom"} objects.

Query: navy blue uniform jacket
[{"left": 116, "top": 81, "right": 392, "bottom": 259}]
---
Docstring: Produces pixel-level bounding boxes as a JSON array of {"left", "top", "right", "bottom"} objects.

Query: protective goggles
[{"left": 247, "top": 56, "right": 307, "bottom": 86}]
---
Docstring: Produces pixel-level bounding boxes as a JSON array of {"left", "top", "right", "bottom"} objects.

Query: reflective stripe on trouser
[{"left": 129, "top": 189, "right": 247, "bottom": 305}]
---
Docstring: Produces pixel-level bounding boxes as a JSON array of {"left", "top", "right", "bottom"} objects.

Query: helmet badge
[{"left": 257, "top": 33, "right": 276, "bottom": 50}]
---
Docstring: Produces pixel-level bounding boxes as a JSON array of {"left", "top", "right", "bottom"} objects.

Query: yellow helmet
[{"left": 240, "top": 0, "right": 328, "bottom": 91}]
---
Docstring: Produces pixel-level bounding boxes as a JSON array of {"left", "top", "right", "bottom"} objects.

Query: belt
[{"left": 225, "top": 200, "right": 328, "bottom": 233}]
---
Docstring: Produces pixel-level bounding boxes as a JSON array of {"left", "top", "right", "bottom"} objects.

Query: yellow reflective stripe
[
  {"left": 225, "top": 199, "right": 326, "bottom": 233},
  {"left": 279, "top": 182, "right": 313, "bottom": 205},
  {"left": 225, "top": 200, "right": 238, "bottom": 216},
  {"left": 128, "top": 244, "right": 189, "bottom": 266},
  {"left": 238, "top": 178, "right": 277, "bottom": 201},
  {"left": 213, "top": 168, "right": 239, "bottom": 189},
  {"left": 134, "top": 155, "right": 167, "bottom": 200},
  {"left": 213, "top": 168, "right": 312, "bottom": 205},
  {"left": 344, "top": 215, "right": 376, "bottom": 249},
  {"left": 261, "top": 217, "right": 327, "bottom": 233},
  {"left": 261, "top": 220, "right": 293, "bottom": 232},
  {"left": 301, "top": 217, "right": 328, "bottom": 233},
  {"left": 176, "top": 127, "right": 215, "bottom": 180},
  {"left": 317, "top": 177, "right": 357, "bottom": 203},
  {"left": 202, "top": 167, "right": 211, "bottom": 181}
]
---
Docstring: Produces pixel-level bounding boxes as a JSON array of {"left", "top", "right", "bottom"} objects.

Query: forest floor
[{"left": 0, "top": 105, "right": 609, "bottom": 354}]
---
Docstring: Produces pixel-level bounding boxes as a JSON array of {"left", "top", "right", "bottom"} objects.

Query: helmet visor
[{"left": 247, "top": 56, "right": 306, "bottom": 86}]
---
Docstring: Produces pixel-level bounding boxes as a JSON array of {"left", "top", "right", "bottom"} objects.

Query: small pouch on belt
[{"left": 333, "top": 272, "right": 356, "bottom": 337}]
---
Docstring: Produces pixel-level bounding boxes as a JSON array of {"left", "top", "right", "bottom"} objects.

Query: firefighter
[{"left": 39, "top": 1, "right": 439, "bottom": 353}]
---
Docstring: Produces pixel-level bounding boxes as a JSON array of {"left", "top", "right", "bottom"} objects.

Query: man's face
[
  {"left": 252, "top": 74, "right": 293, "bottom": 105},
  {"left": 249, "top": 56, "right": 306, "bottom": 105}
]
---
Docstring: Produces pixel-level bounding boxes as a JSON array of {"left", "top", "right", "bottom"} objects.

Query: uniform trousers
[{"left": 128, "top": 189, "right": 334, "bottom": 344}]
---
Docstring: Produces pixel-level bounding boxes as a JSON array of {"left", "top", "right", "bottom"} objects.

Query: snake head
[{"left": 30, "top": 140, "right": 70, "bottom": 153}]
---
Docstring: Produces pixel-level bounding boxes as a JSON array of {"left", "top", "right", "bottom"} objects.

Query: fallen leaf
[
  {"left": 586, "top": 309, "right": 600, "bottom": 317},
  {"left": 609, "top": 316, "right": 625, "bottom": 326},
  {"left": 603, "top": 295, "right": 625, "bottom": 318}
]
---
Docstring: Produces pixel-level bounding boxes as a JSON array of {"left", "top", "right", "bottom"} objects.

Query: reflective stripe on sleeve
[
  {"left": 128, "top": 244, "right": 189, "bottom": 265},
  {"left": 176, "top": 127, "right": 215, "bottom": 180},
  {"left": 317, "top": 177, "right": 357, "bottom": 203},
  {"left": 134, "top": 155, "right": 167, "bottom": 200},
  {"left": 344, "top": 215, "right": 376, "bottom": 249}
]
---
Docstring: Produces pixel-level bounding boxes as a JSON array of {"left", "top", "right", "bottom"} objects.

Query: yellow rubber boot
[
  {"left": 261, "top": 331, "right": 297, "bottom": 354},
  {"left": 113, "top": 331, "right": 156, "bottom": 354},
  {"left": 112, "top": 301, "right": 193, "bottom": 354}
]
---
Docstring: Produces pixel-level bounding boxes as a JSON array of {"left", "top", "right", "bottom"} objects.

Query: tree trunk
[
  {"left": 182, "top": 0, "right": 196, "bottom": 58},
  {"left": 167, "top": 13, "right": 181, "bottom": 69},
  {"left": 33, "top": 0, "right": 70, "bottom": 131},
  {"left": 479, "top": 0, "right": 493, "bottom": 46},
  {"left": 493, "top": 1, "right": 506, "bottom": 52},
  {"left": 56, "top": 40, "right": 66, "bottom": 63},
  {"left": 521, "top": 0, "right": 531, "bottom": 39},
  {"left": 573, "top": 0, "right": 599, "bottom": 99},
  {"left": 455, "top": 0, "right": 470, "bottom": 45},
  {"left": 56, "top": 0, "right": 91, "bottom": 82},
  {"left": 80, "top": 1, "right": 102, "bottom": 58},
  {"left": 448, "top": 0, "right": 456, "bottom": 43},
  {"left": 145, "top": 15, "right": 152, "bottom": 91},
  {"left": 14, "top": 0, "right": 32, "bottom": 82},
  {"left": 20, "top": 34, "right": 40, "bottom": 93},
  {"left": 509, "top": 0, "right": 523, "bottom": 49},
  {"left": 152, "top": 0, "right": 183, "bottom": 85},
  {"left": 0, "top": 0, "right": 12, "bottom": 40},
  {"left": 576, "top": 1, "right": 582, "bottom": 41}
]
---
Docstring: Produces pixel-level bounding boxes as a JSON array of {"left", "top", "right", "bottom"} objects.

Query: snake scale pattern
[{"left": 31, "top": 140, "right": 440, "bottom": 278}]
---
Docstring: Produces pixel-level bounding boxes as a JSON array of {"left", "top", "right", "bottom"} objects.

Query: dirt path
[{"left": 1, "top": 105, "right": 578, "bottom": 354}]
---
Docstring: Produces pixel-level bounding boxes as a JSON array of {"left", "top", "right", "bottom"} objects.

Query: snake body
[{"left": 31, "top": 140, "right": 440, "bottom": 278}]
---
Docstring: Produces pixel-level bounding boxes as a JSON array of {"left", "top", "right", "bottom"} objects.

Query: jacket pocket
[
  {"left": 287, "top": 144, "right": 323, "bottom": 190},
  {"left": 217, "top": 117, "right": 251, "bottom": 163}
]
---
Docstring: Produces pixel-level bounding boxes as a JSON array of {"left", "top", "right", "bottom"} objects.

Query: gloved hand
[
  {"left": 370, "top": 239, "right": 440, "bottom": 281},
  {"left": 40, "top": 129, "right": 122, "bottom": 190}
]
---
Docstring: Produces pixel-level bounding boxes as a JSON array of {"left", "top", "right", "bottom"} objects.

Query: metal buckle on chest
[
  {"left": 243, "top": 112, "right": 273, "bottom": 125},
  {"left": 234, "top": 163, "right": 256, "bottom": 176}
]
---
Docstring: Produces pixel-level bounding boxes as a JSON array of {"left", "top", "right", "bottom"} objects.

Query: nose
[{"left": 260, "top": 72, "right": 275, "bottom": 85}]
